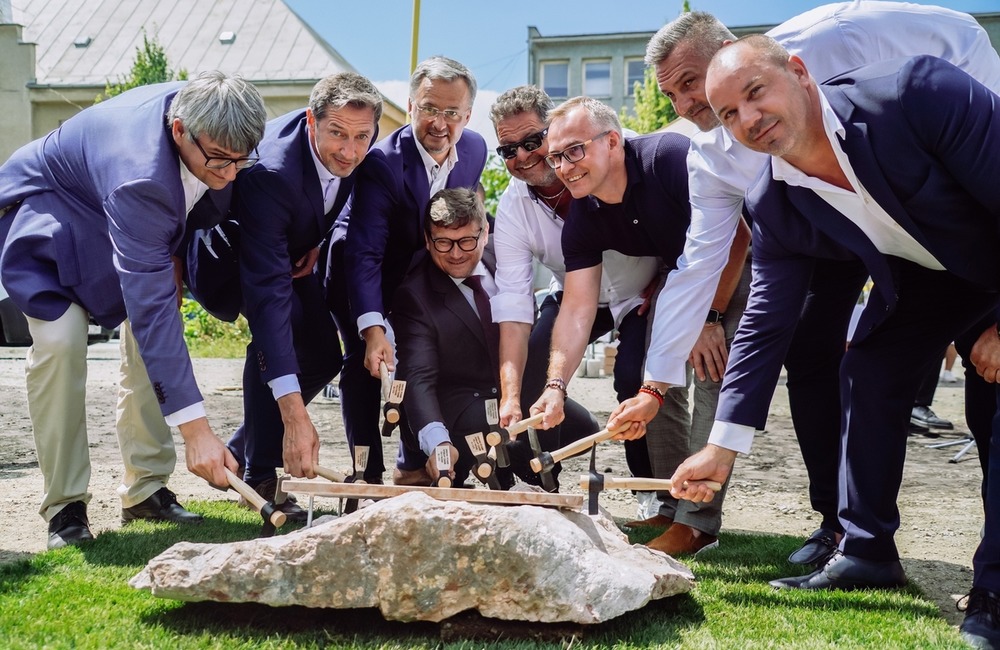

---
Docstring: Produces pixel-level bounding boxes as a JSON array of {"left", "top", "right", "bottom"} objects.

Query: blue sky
[{"left": 284, "top": 0, "right": 999, "bottom": 147}]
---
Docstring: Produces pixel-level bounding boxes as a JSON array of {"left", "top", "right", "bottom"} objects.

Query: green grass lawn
[{"left": 0, "top": 502, "right": 968, "bottom": 649}]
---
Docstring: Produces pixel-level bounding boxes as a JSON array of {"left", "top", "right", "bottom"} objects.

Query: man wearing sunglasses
[
  {"left": 339, "top": 57, "right": 487, "bottom": 485},
  {"left": 488, "top": 86, "right": 663, "bottom": 497},
  {"left": 0, "top": 72, "right": 267, "bottom": 548},
  {"left": 184, "top": 74, "right": 382, "bottom": 518},
  {"left": 529, "top": 96, "right": 752, "bottom": 556}
]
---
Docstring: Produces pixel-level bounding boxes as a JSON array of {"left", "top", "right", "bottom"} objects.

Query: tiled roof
[{"left": 9, "top": 0, "right": 355, "bottom": 86}]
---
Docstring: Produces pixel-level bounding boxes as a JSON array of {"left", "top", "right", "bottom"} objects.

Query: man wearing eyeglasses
[
  {"left": 338, "top": 56, "right": 487, "bottom": 485},
  {"left": 488, "top": 85, "right": 663, "bottom": 496},
  {"left": 186, "top": 73, "right": 382, "bottom": 518},
  {"left": 393, "top": 188, "right": 538, "bottom": 486},
  {"left": 0, "top": 73, "right": 267, "bottom": 548},
  {"left": 528, "top": 96, "right": 751, "bottom": 556}
]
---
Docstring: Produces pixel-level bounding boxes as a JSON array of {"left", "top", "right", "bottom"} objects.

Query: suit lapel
[
  {"left": 296, "top": 123, "right": 328, "bottom": 234},
  {"left": 429, "top": 262, "right": 487, "bottom": 349}
]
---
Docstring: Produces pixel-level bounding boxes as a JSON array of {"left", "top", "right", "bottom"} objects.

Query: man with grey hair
[
  {"left": 609, "top": 1, "right": 1000, "bottom": 570},
  {"left": 0, "top": 72, "right": 267, "bottom": 548},
  {"left": 189, "top": 72, "right": 382, "bottom": 517},
  {"left": 339, "top": 56, "right": 487, "bottom": 485},
  {"left": 530, "top": 96, "right": 751, "bottom": 556},
  {"left": 488, "top": 85, "right": 663, "bottom": 499}
]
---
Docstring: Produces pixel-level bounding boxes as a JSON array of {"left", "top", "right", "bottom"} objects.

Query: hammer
[
  {"left": 379, "top": 361, "right": 406, "bottom": 437},
  {"left": 529, "top": 422, "right": 630, "bottom": 474},
  {"left": 482, "top": 399, "right": 509, "bottom": 467},
  {"left": 466, "top": 432, "right": 501, "bottom": 490},
  {"left": 579, "top": 473, "right": 722, "bottom": 515},
  {"left": 343, "top": 445, "right": 370, "bottom": 514},
  {"left": 433, "top": 444, "right": 454, "bottom": 488},
  {"left": 224, "top": 467, "right": 286, "bottom": 536}
]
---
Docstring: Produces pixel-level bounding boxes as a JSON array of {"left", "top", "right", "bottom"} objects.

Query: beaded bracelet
[
  {"left": 638, "top": 384, "right": 665, "bottom": 406},
  {"left": 545, "top": 377, "right": 568, "bottom": 397}
]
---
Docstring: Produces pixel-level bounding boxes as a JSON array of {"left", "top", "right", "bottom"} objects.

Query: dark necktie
[{"left": 463, "top": 275, "right": 500, "bottom": 382}]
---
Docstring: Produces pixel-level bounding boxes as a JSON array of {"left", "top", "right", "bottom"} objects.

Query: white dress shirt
[
  {"left": 491, "top": 177, "right": 659, "bottom": 328},
  {"left": 643, "top": 0, "right": 1000, "bottom": 389}
]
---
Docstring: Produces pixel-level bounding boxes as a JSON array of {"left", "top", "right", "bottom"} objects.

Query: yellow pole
[{"left": 409, "top": 0, "right": 421, "bottom": 75}]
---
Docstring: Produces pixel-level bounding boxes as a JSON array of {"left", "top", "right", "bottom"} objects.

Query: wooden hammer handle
[
  {"left": 579, "top": 475, "right": 723, "bottom": 492},
  {"left": 505, "top": 413, "right": 546, "bottom": 438},
  {"left": 224, "top": 468, "right": 287, "bottom": 528},
  {"left": 378, "top": 360, "right": 392, "bottom": 401},
  {"left": 550, "top": 423, "right": 630, "bottom": 465},
  {"left": 314, "top": 464, "right": 348, "bottom": 483}
]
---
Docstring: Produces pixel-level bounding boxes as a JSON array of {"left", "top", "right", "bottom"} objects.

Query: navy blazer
[
  {"left": 234, "top": 110, "right": 360, "bottom": 381},
  {"left": 0, "top": 81, "right": 209, "bottom": 415},
  {"left": 717, "top": 55, "right": 1000, "bottom": 429},
  {"left": 342, "top": 124, "right": 488, "bottom": 323}
]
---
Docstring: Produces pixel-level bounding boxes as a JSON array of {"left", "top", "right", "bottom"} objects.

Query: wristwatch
[{"left": 706, "top": 308, "right": 724, "bottom": 325}]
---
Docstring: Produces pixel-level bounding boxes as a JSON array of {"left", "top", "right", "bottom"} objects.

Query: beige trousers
[{"left": 25, "top": 308, "right": 174, "bottom": 521}]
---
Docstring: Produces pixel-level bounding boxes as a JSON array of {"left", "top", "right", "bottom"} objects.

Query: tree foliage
[
  {"left": 97, "top": 32, "right": 188, "bottom": 102},
  {"left": 479, "top": 154, "right": 511, "bottom": 216},
  {"left": 619, "top": 66, "right": 678, "bottom": 134}
]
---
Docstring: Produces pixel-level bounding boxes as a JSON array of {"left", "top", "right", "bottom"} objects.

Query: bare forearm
[
  {"left": 499, "top": 321, "right": 531, "bottom": 403},
  {"left": 547, "top": 310, "right": 593, "bottom": 384}
]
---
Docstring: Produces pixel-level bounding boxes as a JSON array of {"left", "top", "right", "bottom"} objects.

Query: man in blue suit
[
  {"left": 0, "top": 72, "right": 267, "bottom": 548},
  {"left": 221, "top": 73, "right": 382, "bottom": 515},
  {"left": 670, "top": 37, "right": 1000, "bottom": 646},
  {"left": 332, "top": 56, "right": 488, "bottom": 484}
]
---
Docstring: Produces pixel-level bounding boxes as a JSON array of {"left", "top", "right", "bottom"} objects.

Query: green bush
[{"left": 181, "top": 298, "right": 250, "bottom": 358}]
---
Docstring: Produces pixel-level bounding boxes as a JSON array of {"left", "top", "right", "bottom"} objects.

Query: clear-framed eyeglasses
[{"left": 544, "top": 130, "right": 611, "bottom": 168}]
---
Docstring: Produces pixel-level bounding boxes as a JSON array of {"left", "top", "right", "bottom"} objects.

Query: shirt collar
[
  {"left": 178, "top": 156, "right": 209, "bottom": 215},
  {"left": 451, "top": 261, "right": 489, "bottom": 285},
  {"left": 307, "top": 128, "right": 339, "bottom": 186}
]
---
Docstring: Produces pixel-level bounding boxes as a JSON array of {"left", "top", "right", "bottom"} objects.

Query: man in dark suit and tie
[
  {"left": 0, "top": 72, "right": 267, "bottom": 548},
  {"left": 216, "top": 73, "right": 382, "bottom": 517},
  {"left": 393, "top": 188, "right": 548, "bottom": 486},
  {"left": 669, "top": 36, "right": 1000, "bottom": 647},
  {"left": 331, "top": 56, "right": 487, "bottom": 484}
]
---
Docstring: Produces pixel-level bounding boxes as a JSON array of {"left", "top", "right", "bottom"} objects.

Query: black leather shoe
[
  {"left": 48, "top": 501, "right": 94, "bottom": 550},
  {"left": 122, "top": 487, "right": 204, "bottom": 524},
  {"left": 787, "top": 527, "right": 839, "bottom": 567},
  {"left": 240, "top": 477, "right": 308, "bottom": 523},
  {"left": 770, "top": 552, "right": 907, "bottom": 590},
  {"left": 911, "top": 405, "right": 954, "bottom": 430},
  {"left": 961, "top": 588, "right": 1000, "bottom": 649}
]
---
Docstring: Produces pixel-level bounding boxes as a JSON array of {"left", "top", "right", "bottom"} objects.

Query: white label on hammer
[
  {"left": 484, "top": 399, "right": 499, "bottom": 425},
  {"left": 435, "top": 444, "right": 452, "bottom": 471},
  {"left": 355, "top": 445, "right": 370, "bottom": 471},
  {"left": 465, "top": 432, "right": 488, "bottom": 456}
]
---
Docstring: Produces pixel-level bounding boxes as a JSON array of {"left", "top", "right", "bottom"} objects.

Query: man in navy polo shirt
[{"left": 529, "top": 96, "right": 751, "bottom": 556}]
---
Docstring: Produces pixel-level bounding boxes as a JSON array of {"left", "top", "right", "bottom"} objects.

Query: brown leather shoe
[
  {"left": 392, "top": 466, "right": 433, "bottom": 487},
  {"left": 623, "top": 513, "right": 674, "bottom": 529},
  {"left": 646, "top": 522, "right": 719, "bottom": 556}
]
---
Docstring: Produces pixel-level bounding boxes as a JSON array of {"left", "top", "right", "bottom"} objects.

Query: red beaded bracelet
[{"left": 638, "top": 384, "right": 665, "bottom": 406}]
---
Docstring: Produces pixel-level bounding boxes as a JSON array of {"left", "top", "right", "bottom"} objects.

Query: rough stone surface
[{"left": 131, "top": 492, "right": 694, "bottom": 623}]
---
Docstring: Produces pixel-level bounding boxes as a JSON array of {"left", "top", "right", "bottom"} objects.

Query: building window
[
  {"left": 626, "top": 58, "right": 645, "bottom": 96},
  {"left": 584, "top": 60, "right": 611, "bottom": 97},
  {"left": 541, "top": 61, "right": 569, "bottom": 99}
]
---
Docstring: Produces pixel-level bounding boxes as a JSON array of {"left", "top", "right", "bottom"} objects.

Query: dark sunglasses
[{"left": 495, "top": 128, "right": 548, "bottom": 160}]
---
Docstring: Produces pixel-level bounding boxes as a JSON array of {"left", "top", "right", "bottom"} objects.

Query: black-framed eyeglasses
[
  {"left": 430, "top": 229, "right": 483, "bottom": 253},
  {"left": 192, "top": 137, "right": 259, "bottom": 170},
  {"left": 414, "top": 104, "right": 467, "bottom": 123},
  {"left": 495, "top": 128, "right": 548, "bottom": 160},
  {"left": 544, "top": 130, "right": 612, "bottom": 169}
]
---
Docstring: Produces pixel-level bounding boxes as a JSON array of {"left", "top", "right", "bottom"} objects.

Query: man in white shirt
[
  {"left": 609, "top": 1, "right": 1000, "bottom": 569},
  {"left": 673, "top": 36, "right": 1000, "bottom": 646}
]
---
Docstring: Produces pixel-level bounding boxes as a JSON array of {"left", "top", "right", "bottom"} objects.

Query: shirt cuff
[
  {"left": 707, "top": 420, "right": 756, "bottom": 455},
  {"left": 357, "top": 311, "right": 385, "bottom": 337},
  {"left": 491, "top": 292, "right": 535, "bottom": 324},
  {"left": 164, "top": 401, "right": 207, "bottom": 428},
  {"left": 268, "top": 374, "right": 301, "bottom": 400},
  {"left": 418, "top": 421, "right": 451, "bottom": 458},
  {"left": 643, "top": 354, "right": 689, "bottom": 387}
]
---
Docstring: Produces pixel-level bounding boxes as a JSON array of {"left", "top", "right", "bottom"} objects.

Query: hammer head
[
  {"left": 483, "top": 399, "right": 511, "bottom": 467},
  {"left": 530, "top": 451, "right": 555, "bottom": 475}
]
